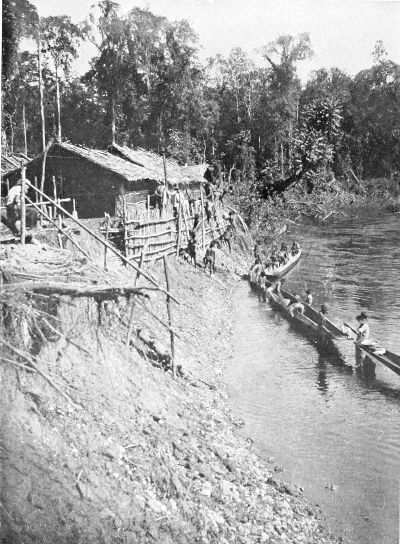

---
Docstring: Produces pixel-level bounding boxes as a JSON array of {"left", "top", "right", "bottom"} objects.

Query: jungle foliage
[{"left": 2, "top": 0, "right": 400, "bottom": 205}]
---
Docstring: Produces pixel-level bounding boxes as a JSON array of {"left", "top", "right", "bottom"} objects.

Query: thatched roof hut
[{"left": 2, "top": 142, "right": 208, "bottom": 219}]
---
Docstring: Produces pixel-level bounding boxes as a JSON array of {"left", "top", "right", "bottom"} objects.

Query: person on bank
[
  {"left": 258, "top": 271, "right": 267, "bottom": 302},
  {"left": 187, "top": 230, "right": 197, "bottom": 267},
  {"left": 6, "top": 178, "right": 38, "bottom": 233},
  {"left": 355, "top": 311, "right": 370, "bottom": 345},
  {"left": 306, "top": 289, "right": 313, "bottom": 306},
  {"left": 204, "top": 240, "right": 217, "bottom": 276}
]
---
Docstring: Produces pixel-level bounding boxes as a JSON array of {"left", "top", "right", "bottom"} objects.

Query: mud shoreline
[{"left": 0, "top": 240, "right": 339, "bottom": 543}]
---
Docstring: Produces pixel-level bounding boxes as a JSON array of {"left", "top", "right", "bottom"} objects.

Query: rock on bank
[{"left": 0, "top": 244, "right": 338, "bottom": 544}]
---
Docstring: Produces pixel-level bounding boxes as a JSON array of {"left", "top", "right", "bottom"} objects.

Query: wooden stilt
[
  {"left": 163, "top": 256, "right": 176, "bottom": 379},
  {"left": 200, "top": 188, "right": 206, "bottom": 250},
  {"left": 52, "top": 176, "right": 57, "bottom": 219},
  {"left": 20, "top": 165, "right": 26, "bottom": 245},
  {"left": 34, "top": 176, "right": 38, "bottom": 203},
  {"left": 104, "top": 213, "right": 110, "bottom": 271},
  {"left": 126, "top": 242, "right": 148, "bottom": 346},
  {"left": 176, "top": 194, "right": 183, "bottom": 256},
  {"left": 57, "top": 214, "right": 63, "bottom": 249}
]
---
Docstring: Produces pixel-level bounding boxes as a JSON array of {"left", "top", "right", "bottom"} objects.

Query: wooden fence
[{"left": 121, "top": 192, "right": 228, "bottom": 264}]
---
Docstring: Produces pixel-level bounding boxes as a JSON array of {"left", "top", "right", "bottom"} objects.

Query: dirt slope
[{"left": 0, "top": 240, "right": 338, "bottom": 544}]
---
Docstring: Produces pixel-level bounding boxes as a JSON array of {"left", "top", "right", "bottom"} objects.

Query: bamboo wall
[{"left": 122, "top": 193, "right": 228, "bottom": 264}]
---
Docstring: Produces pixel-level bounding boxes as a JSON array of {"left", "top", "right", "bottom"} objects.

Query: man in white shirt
[{"left": 6, "top": 178, "right": 37, "bottom": 232}]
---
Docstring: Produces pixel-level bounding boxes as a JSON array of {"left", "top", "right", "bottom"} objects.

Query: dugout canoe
[
  {"left": 264, "top": 249, "right": 302, "bottom": 279},
  {"left": 266, "top": 287, "right": 347, "bottom": 345},
  {"left": 356, "top": 344, "right": 400, "bottom": 376}
]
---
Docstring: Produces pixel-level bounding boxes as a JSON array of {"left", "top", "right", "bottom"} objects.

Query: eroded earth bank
[{"left": 0, "top": 239, "right": 339, "bottom": 544}]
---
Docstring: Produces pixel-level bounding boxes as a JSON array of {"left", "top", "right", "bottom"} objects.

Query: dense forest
[{"left": 2, "top": 0, "right": 400, "bottom": 202}]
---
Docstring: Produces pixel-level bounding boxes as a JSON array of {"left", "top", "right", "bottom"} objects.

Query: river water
[{"left": 225, "top": 208, "right": 400, "bottom": 544}]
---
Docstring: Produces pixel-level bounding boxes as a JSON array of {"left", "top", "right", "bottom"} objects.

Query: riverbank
[
  {"left": 241, "top": 175, "right": 400, "bottom": 243},
  {"left": 0, "top": 237, "right": 339, "bottom": 543}
]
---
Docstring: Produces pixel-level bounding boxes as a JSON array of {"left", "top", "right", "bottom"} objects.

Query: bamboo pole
[
  {"left": 163, "top": 256, "right": 176, "bottom": 380},
  {"left": 20, "top": 166, "right": 26, "bottom": 245},
  {"left": 52, "top": 176, "right": 57, "bottom": 219},
  {"left": 125, "top": 229, "right": 177, "bottom": 241},
  {"left": 180, "top": 191, "right": 190, "bottom": 240},
  {"left": 25, "top": 196, "right": 90, "bottom": 259},
  {"left": 200, "top": 187, "right": 206, "bottom": 250},
  {"left": 176, "top": 194, "right": 183, "bottom": 256},
  {"left": 57, "top": 215, "right": 63, "bottom": 249},
  {"left": 28, "top": 185, "right": 179, "bottom": 304},
  {"left": 126, "top": 241, "right": 148, "bottom": 346},
  {"left": 104, "top": 213, "right": 110, "bottom": 271},
  {"left": 34, "top": 176, "right": 38, "bottom": 203}
]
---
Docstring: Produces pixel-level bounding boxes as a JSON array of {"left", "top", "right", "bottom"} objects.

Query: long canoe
[
  {"left": 357, "top": 345, "right": 400, "bottom": 376},
  {"left": 266, "top": 288, "right": 345, "bottom": 345},
  {"left": 264, "top": 249, "right": 302, "bottom": 279}
]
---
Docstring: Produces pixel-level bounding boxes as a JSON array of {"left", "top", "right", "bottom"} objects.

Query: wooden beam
[{"left": 163, "top": 256, "right": 176, "bottom": 379}]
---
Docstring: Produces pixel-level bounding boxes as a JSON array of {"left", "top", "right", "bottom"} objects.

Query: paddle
[
  {"left": 343, "top": 322, "right": 357, "bottom": 336},
  {"left": 302, "top": 242, "right": 314, "bottom": 266}
]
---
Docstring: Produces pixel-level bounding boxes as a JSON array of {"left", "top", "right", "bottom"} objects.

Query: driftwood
[{"left": 2, "top": 281, "right": 155, "bottom": 299}]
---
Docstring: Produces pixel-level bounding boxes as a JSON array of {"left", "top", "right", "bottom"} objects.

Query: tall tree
[
  {"left": 261, "top": 33, "right": 313, "bottom": 173},
  {"left": 40, "top": 15, "right": 85, "bottom": 141}
]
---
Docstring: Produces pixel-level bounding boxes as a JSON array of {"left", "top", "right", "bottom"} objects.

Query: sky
[{"left": 30, "top": 0, "right": 400, "bottom": 82}]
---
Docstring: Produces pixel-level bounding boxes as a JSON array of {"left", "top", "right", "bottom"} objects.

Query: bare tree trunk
[
  {"left": 235, "top": 90, "right": 240, "bottom": 123},
  {"left": 55, "top": 64, "right": 61, "bottom": 141},
  {"left": 37, "top": 28, "right": 46, "bottom": 153},
  {"left": 110, "top": 94, "right": 116, "bottom": 145},
  {"left": 22, "top": 103, "right": 28, "bottom": 156},
  {"left": 10, "top": 116, "right": 14, "bottom": 153}
]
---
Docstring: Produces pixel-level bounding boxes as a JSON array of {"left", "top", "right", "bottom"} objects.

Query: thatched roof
[
  {"left": 1, "top": 153, "right": 30, "bottom": 176},
  {"left": 111, "top": 144, "right": 208, "bottom": 185},
  {"left": 56, "top": 142, "right": 160, "bottom": 183},
  {"left": 3, "top": 142, "right": 207, "bottom": 188}
]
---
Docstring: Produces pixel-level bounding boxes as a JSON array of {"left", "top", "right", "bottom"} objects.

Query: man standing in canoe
[{"left": 355, "top": 312, "right": 370, "bottom": 345}]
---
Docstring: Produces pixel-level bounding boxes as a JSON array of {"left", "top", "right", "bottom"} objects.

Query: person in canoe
[
  {"left": 267, "top": 277, "right": 286, "bottom": 298},
  {"left": 288, "top": 294, "right": 305, "bottom": 316},
  {"left": 258, "top": 271, "right": 267, "bottom": 302},
  {"left": 318, "top": 303, "right": 329, "bottom": 326},
  {"left": 355, "top": 311, "right": 370, "bottom": 345},
  {"left": 306, "top": 289, "right": 313, "bottom": 306},
  {"left": 291, "top": 241, "right": 300, "bottom": 255}
]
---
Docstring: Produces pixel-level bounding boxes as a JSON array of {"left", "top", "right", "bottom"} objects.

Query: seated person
[{"left": 291, "top": 241, "right": 300, "bottom": 255}]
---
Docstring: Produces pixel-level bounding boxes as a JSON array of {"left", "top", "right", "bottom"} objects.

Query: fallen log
[{"left": 2, "top": 281, "right": 157, "bottom": 300}]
